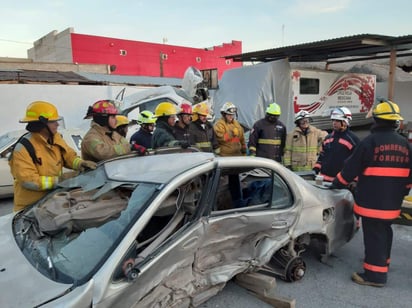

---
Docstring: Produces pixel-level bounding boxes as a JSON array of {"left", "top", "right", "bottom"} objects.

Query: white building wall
[{"left": 0, "top": 84, "right": 146, "bottom": 135}]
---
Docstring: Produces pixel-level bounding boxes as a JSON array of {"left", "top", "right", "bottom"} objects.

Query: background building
[{"left": 27, "top": 27, "right": 242, "bottom": 84}]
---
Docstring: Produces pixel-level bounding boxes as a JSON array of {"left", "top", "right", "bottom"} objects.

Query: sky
[{"left": 0, "top": 0, "right": 411, "bottom": 58}]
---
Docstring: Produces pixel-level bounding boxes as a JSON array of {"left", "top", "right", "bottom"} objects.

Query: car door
[
  {"left": 98, "top": 166, "right": 299, "bottom": 307},
  {"left": 195, "top": 166, "right": 300, "bottom": 275},
  {"left": 102, "top": 172, "right": 215, "bottom": 307}
]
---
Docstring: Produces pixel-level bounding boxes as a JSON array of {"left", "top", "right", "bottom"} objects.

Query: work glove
[
  {"left": 131, "top": 144, "right": 148, "bottom": 156},
  {"left": 59, "top": 171, "right": 78, "bottom": 181},
  {"left": 312, "top": 167, "right": 320, "bottom": 175},
  {"left": 329, "top": 179, "right": 346, "bottom": 190},
  {"left": 348, "top": 181, "right": 357, "bottom": 194},
  {"left": 79, "top": 160, "right": 97, "bottom": 171}
]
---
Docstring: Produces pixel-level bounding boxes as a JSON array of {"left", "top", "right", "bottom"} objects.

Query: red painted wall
[{"left": 70, "top": 33, "right": 242, "bottom": 79}]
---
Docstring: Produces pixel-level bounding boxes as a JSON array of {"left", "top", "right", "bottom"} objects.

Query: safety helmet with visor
[
  {"left": 330, "top": 107, "right": 352, "bottom": 125},
  {"left": 20, "top": 101, "right": 62, "bottom": 123},
  {"left": 294, "top": 110, "right": 311, "bottom": 124},
  {"left": 220, "top": 102, "right": 237, "bottom": 115}
]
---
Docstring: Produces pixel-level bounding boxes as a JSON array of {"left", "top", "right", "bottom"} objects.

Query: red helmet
[
  {"left": 91, "top": 100, "right": 119, "bottom": 115},
  {"left": 179, "top": 103, "right": 193, "bottom": 115}
]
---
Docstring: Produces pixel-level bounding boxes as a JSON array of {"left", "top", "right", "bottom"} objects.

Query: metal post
[{"left": 388, "top": 48, "right": 396, "bottom": 100}]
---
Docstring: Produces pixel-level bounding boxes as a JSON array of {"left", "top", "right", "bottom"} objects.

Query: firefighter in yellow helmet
[
  {"left": 213, "top": 102, "right": 246, "bottom": 156},
  {"left": 115, "top": 115, "right": 130, "bottom": 138},
  {"left": 152, "top": 102, "right": 188, "bottom": 149},
  {"left": 189, "top": 102, "right": 220, "bottom": 153},
  {"left": 8, "top": 101, "right": 96, "bottom": 212},
  {"left": 331, "top": 99, "right": 412, "bottom": 287},
  {"left": 81, "top": 100, "right": 131, "bottom": 162},
  {"left": 248, "top": 102, "right": 286, "bottom": 162}
]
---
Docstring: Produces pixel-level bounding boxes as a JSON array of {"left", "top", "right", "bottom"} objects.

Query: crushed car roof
[{"left": 104, "top": 152, "right": 215, "bottom": 183}]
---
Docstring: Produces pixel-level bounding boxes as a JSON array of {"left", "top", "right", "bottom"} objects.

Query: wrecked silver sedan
[{"left": 0, "top": 151, "right": 356, "bottom": 307}]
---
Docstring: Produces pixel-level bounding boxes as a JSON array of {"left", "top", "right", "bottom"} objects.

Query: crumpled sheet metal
[{"left": 126, "top": 215, "right": 291, "bottom": 307}]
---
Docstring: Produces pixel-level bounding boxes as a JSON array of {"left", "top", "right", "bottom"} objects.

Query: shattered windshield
[
  {"left": 0, "top": 133, "right": 19, "bottom": 155},
  {"left": 13, "top": 182, "right": 159, "bottom": 285}
]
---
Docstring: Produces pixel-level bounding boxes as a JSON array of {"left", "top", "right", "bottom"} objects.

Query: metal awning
[
  {"left": 224, "top": 34, "right": 412, "bottom": 100},
  {"left": 224, "top": 34, "right": 412, "bottom": 64}
]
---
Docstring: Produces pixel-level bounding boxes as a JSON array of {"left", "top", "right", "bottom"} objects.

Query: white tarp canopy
[{"left": 211, "top": 59, "right": 294, "bottom": 131}]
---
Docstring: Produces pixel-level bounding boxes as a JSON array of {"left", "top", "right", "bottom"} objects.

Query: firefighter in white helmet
[
  {"left": 213, "top": 102, "right": 246, "bottom": 156},
  {"left": 313, "top": 107, "right": 360, "bottom": 182},
  {"left": 284, "top": 110, "right": 327, "bottom": 171}
]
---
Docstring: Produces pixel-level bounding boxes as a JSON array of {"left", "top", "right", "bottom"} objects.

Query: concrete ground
[{"left": 201, "top": 223, "right": 412, "bottom": 308}]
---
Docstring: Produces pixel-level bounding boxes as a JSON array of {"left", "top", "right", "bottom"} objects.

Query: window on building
[
  {"left": 300, "top": 78, "right": 319, "bottom": 95},
  {"left": 201, "top": 69, "right": 218, "bottom": 89}
]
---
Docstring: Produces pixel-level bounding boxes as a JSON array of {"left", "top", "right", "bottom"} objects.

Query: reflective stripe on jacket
[
  {"left": 9, "top": 132, "right": 82, "bottom": 212},
  {"left": 81, "top": 122, "right": 131, "bottom": 162},
  {"left": 314, "top": 129, "right": 359, "bottom": 180},
  {"left": 214, "top": 118, "right": 246, "bottom": 156},
  {"left": 284, "top": 125, "right": 327, "bottom": 171},
  {"left": 334, "top": 126, "right": 412, "bottom": 219},
  {"left": 248, "top": 118, "right": 286, "bottom": 162},
  {"left": 189, "top": 120, "right": 219, "bottom": 153}
]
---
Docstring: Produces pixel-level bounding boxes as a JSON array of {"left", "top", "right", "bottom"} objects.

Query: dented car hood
[{"left": 0, "top": 214, "right": 72, "bottom": 308}]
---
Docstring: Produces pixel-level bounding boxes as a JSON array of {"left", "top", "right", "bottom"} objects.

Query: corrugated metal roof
[
  {"left": 0, "top": 69, "right": 183, "bottom": 87},
  {"left": 0, "top": 69, "right": 99, "bottom": 84},
  {"left": 225, "top": 34, "right": 412, "bottom": 63},
  {"left": 76, "top": 72, "right": 182, "bottom": 87}
]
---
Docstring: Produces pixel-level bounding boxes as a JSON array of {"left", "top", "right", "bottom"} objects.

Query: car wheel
[{"left": 285, "top": 256, "right": 306, "bottom": 282}]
